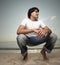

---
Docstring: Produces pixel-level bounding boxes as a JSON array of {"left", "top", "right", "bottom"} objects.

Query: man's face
[{"left": 31, "top": 10, "right": 39, "bottom": 19}]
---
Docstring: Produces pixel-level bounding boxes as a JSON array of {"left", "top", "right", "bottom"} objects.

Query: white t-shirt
[{"left": 20, "top": 18, "right": 46, "bottom": 37}]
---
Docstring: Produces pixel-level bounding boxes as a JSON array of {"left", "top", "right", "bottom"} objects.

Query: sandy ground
[{"left": 0, "top": 49, "right": 60, "bottom": 65}]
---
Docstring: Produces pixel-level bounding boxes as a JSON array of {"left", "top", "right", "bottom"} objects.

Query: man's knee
[
  {"left": 50, "top": 33, "right": 57, "bottom": 43},
  {"left": 17, "top": 34, "right": 27, "bottom": 41},
  {"left": 16, "top": 34, "right": 27, "bottom": 46}
]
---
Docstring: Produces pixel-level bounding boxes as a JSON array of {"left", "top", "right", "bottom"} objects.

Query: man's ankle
[
  {"left": 22, "top": 53, "right": 28, "bottom": 60},
  {"left": 41, "top": 49, "right": 48, "bottom": 61}
]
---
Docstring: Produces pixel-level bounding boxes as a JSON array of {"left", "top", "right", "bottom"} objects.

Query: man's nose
[{"left": 37, "top": 12, "right": 39, "bottom": 15}]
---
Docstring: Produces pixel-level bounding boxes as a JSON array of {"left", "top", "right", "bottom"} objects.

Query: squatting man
[{"left": 16, "top": 7, "right": 57, "bottom": 61}]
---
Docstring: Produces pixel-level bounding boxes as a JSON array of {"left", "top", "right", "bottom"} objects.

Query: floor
[{"left": 0, "top": 49, "right": 60, "bottom": 65}]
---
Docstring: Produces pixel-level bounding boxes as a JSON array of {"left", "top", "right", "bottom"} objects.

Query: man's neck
[{"left": 30, "top": 17, "right": 38, "bottom": 21}]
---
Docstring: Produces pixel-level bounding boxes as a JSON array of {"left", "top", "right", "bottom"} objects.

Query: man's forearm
[{"left": 17, "top": 29, "right": 34, "bottom": 35}]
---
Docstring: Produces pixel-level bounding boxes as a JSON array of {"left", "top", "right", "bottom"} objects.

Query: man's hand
[
  {"left": 42, "top": 26, "right": 52, "bottom": 35},
  {"left": 33, "top": 28, "right": 45, "bottom": 38}
]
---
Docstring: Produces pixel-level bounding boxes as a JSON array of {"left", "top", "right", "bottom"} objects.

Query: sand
[{"left": 0, "top": 49, "right": 60, "bottom": 65}]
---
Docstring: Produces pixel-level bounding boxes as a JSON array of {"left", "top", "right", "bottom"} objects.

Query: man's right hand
[{"left": 33, "top": 29, "right": 45, "bottom": 38}]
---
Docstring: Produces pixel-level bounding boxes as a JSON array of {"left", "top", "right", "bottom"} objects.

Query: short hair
[{"left": 27, "top": 7, "right": 39, "bottom": 18}]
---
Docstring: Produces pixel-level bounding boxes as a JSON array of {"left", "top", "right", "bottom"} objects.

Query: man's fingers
[{"left": 38, "top": 32, "right": 45, "bottom": 38}]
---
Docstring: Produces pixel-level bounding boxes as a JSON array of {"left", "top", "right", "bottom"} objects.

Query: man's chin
[{"left": 35, "top": 17, "right": 38, "bottom": 20}]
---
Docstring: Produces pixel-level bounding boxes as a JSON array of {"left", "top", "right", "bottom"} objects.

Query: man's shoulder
[{"left": 21, "top": 18, "right": 29, "bottom": 25}]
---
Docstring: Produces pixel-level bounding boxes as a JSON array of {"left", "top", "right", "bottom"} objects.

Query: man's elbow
[
  {"left": 16, "top": 30, "right": 20, "bottom": 35},
  {"left": 48, "top": 29, "right": 52, "bottom": 34},
  {"left": 50, "top": 29, "right": 52, "bottom": 33}
]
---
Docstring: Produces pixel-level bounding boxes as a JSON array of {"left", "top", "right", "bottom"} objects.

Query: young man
[{"left": 16, "top": 7, "right": 57, "bottom": 60}]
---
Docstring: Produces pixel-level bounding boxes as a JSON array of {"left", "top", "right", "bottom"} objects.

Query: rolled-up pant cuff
[
  {"left": 43, "top": 46, "right": 52, "bottom": 53},
  {"left": 21, "top": 46, "right": 27, "bottom": 56},
  {"left": 22, "top": 51, "right": 27, "bottom": 56}
]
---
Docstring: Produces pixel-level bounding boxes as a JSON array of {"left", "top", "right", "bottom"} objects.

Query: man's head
[{"left": 28, "top": 7, "right": 39, "bottom": 19}]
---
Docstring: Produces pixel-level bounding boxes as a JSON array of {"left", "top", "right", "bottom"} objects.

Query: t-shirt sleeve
[
  {"left": 20, "top": 19, "right": 27, "bottom": 26},
  {"left": 40, "top": 20, "right": 46, "bottom": 28}
]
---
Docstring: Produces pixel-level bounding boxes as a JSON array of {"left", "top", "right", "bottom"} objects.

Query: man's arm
[
  {"left": 17, "top": 25, "right": 34, "bottom": 35},
  {"left": 33, "top": 26, "right": 52, "bottom": 38}
]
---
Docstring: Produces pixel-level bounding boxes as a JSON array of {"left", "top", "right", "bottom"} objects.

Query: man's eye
[{"left": 36, "top": 11, "right": 38, "bottom": 13}]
